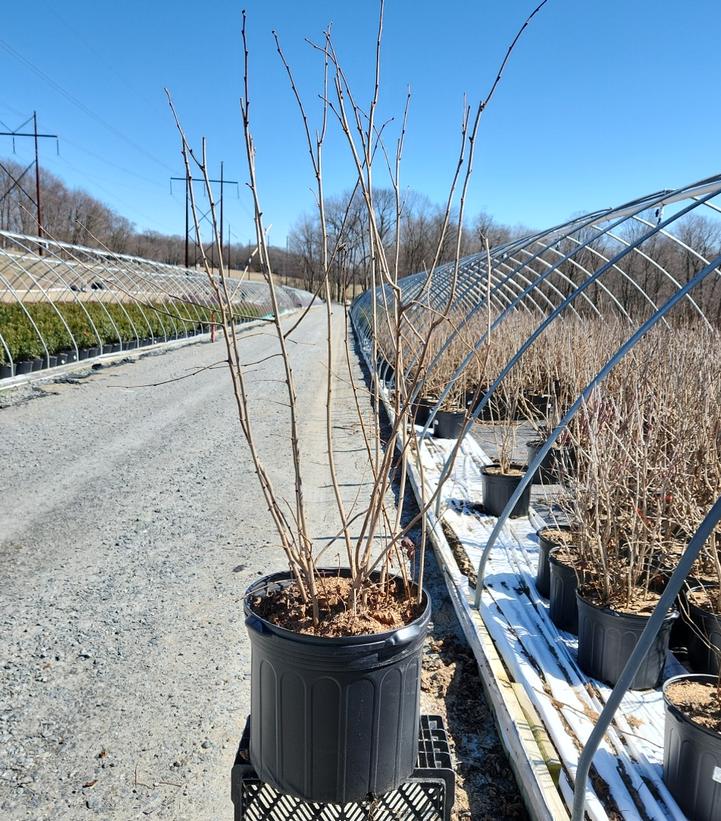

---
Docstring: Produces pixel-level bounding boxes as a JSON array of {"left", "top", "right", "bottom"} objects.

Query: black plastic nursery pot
[
  {"left": 687, "top": 589, "right": 721, "bottom": 675},
  {"left": 481, "top": 464, "right": 531, "bottom": 519},
  {"left": 525, "top": 392, "right": 551, "bottom": 419},
  {"left": 434, "top": 410, "right": 466, "bottom": 439},
  {"left": 244, "top": 570, "right": 431, "bottom": 804},
  {"left": 549, "top": 548, "right": 581, "bottom": 633},
  {"left": 411, "top": 398, "right": 434, "bottom": 428},
  {"left": 56, "top": 352, "right": 69, "bottom": 365},
  {"left": 0, "top": 363, "right": 13, "bottom": 379},
  {"left": 576, "top": 592, "right": 677, "bottom": 690},
  {"left": 15, "top": 360, "right": 33, "bottom": 375},
  {"left": 111, "top": 343, "right": 122, "bottom": 353},
  {"left": 663, "top": 674, "right": 721, "bottom": 821},
  {"left": 78, "top": 348, "right": 90, "bottom": 360},
  {"left": 87, "top": 346, "right": 100, "bottom": 358},
  {"left": 102, "top": 344, "right": 113, "bottom": 354},
  {"left": 47, "top": 355, "right": 57, "bottom": 369},
  {"left": 536, "top": 526, "right": 575, "bottom": 599},
  {"left": 31, "top": 357, "right": 43, "bottom": 371}
]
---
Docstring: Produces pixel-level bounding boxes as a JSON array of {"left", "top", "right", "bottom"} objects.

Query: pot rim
[
  {"left": 244, "top": 568, "right": 431, "bottom": 646},
  {"left": 663, "top": 672, "right": 721, "bottom": 741},
  {"left": 576, "top": 588, "right": 678, "bottom": 623},
  {"left": 526, "top": 438, "right": 564, "bottom": 449},
  {"left": 686, "top": 584, "right": 721, "bottom": 618},
  {"left": 548, "top": 545, "right": 582, "bottom": 570},
  {"left": 537, "top": 524, "right": 574, "bottom": 537},
  {"left": 481, "top": 461, "right": 528, "bottom": 477}
]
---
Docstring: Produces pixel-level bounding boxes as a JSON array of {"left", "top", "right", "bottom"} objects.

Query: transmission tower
[
  {"left": 0, "top": 112, "right": 59, "bottom": 253},
  {"left": 170, "top": 162, "right": 238, "bottom": 269}
]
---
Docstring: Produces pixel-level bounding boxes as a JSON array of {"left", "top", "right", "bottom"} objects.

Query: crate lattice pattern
[{"left": 232, "top": 715, "right": 454, "bottom": 821}]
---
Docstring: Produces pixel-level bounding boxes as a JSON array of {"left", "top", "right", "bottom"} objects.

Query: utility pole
[
  {"left": 226, "top": 223, "right": 231, "bottom": 271},
  {"left": 170, "top": 164, "right": 238, "bottom": 270},
  {"left": 0, "top": 112, "right": 59, "bottom": 253}
]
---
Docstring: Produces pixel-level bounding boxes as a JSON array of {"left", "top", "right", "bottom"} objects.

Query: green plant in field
[{"left": 0, "top": 298, "right": 266, "bottom": 363}]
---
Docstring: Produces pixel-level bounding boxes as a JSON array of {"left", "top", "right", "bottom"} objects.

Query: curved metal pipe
[
  {"left": 430, "top": 186, "right": 721, "bottom": 510},
  {"left": 473, "top": 250, "right": 721, "bottom": 600}
]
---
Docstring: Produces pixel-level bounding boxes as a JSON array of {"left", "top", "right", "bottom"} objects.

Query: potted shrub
[
  {"left": 165, "top": 3, "right": 545, "bottom": 803},
  {"left": 568, "top": 361, "right": 680, "bottom": 688},
  {"left": 480, "top": 380, "right": 531, "bottom": 518}
]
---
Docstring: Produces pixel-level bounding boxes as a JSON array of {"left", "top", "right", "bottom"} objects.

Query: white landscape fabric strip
[{"left": 414, "top": 430, "right": 686, "bottom": 821}]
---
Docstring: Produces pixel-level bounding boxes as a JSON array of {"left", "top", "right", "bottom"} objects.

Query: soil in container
[
  {"left": 481, "top": 463, "right": 531, "bottom": 518},
  {"left": 664, "top": 674, "right": 721, "bottom": 821}
]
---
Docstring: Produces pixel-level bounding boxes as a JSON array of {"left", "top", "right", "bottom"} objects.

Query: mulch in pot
[{"left": 250, "top": 576, "right": 422, "bottom": 638}]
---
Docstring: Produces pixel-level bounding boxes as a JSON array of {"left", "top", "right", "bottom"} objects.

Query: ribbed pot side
[
  {"left": 244, "top": 571, "right": 431, "bottom": 804},
  {"left": 576, "top": 592, "right": 676, "bottom": 690},
  {"left": 663, "top": 674, "right": 721, "bottom": 821}
]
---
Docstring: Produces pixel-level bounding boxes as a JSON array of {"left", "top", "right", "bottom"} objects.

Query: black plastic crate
[{"left": 231, "top": 714, "right": 455, "bottom": 821}]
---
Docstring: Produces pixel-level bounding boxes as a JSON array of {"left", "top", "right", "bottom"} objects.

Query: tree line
[{"left": 2, "top": 156, "right": 721, "bottom": 322}]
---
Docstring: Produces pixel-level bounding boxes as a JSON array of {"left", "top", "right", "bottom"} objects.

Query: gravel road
[{"left": 0, "top": 307, "right": 523, "bottom": 820}]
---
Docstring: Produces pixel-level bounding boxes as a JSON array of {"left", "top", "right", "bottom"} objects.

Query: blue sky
[{"left": 1, "top": 1, "right": 719, "bottom": 246}]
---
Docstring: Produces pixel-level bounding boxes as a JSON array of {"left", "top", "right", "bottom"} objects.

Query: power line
[{"left": 0, "top": 39, "right": 173, "bottom": 173}]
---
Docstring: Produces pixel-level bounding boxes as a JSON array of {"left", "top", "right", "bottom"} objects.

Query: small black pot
[
  {"left": 102, "top": 344, "right": 113, "bottom": 354},
  {"left": 536, "top": 526, "right": 575, "bottom": 599},
  {"left": 126, "top": 340, "right": 138, "bottom": 350},
  {"left": 663, "top": 673, "right": 721, "bottom": 821},
  {"left": 31, "top": 357, "right": 43, "bottom": 371},
  {"left": 47, "top": 355, "right": 58, "bottom": 369},
  {"left": 549, "top": 548, "right": 581, "bottom": 633},
  {"left": 687, "top": 589, "right": 721, "bottom": 675},
  {"left": 576, "top": 591, "right": 676, "bottom": 689},
  {"left": 89, "top": 346, "right": 100, "bottom": 358},
  {"left": 412, "top": 398, "right": 435, "bottom": 428},
  {"left": 15, "top": 360, "right": 34, "bottom": 375},
  {"left": 481, "top": 464, "right": 531, "bottom": 518},
  {"left": 111, "top": 342, "right": 122, "bottom": 353},
  {"left": 78, "top": 348, "right": 90, "bottom": 360},
  {"left": 245, "top": 570, "right": 431, "bottom": 803},
  {"left": 526, "top": 439, "right": 576, "bottom": 483},
  {"left": 0, "top": 363, "right": 14, "bottom": 379},
  {"left": 56, "top": 352, "right": 69, "bottom": 366},
  {"left": 525, "top": 392, "right": 551, "bottom": 420},
  {"left": 380, "top": 362, "right": 395, "bottom": 384},
  {"left": 67, "top": 350, "right": 78, "bottom": 363},
  {"left": 434, "top": 410, "right": 466, "bottom": 439}
]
